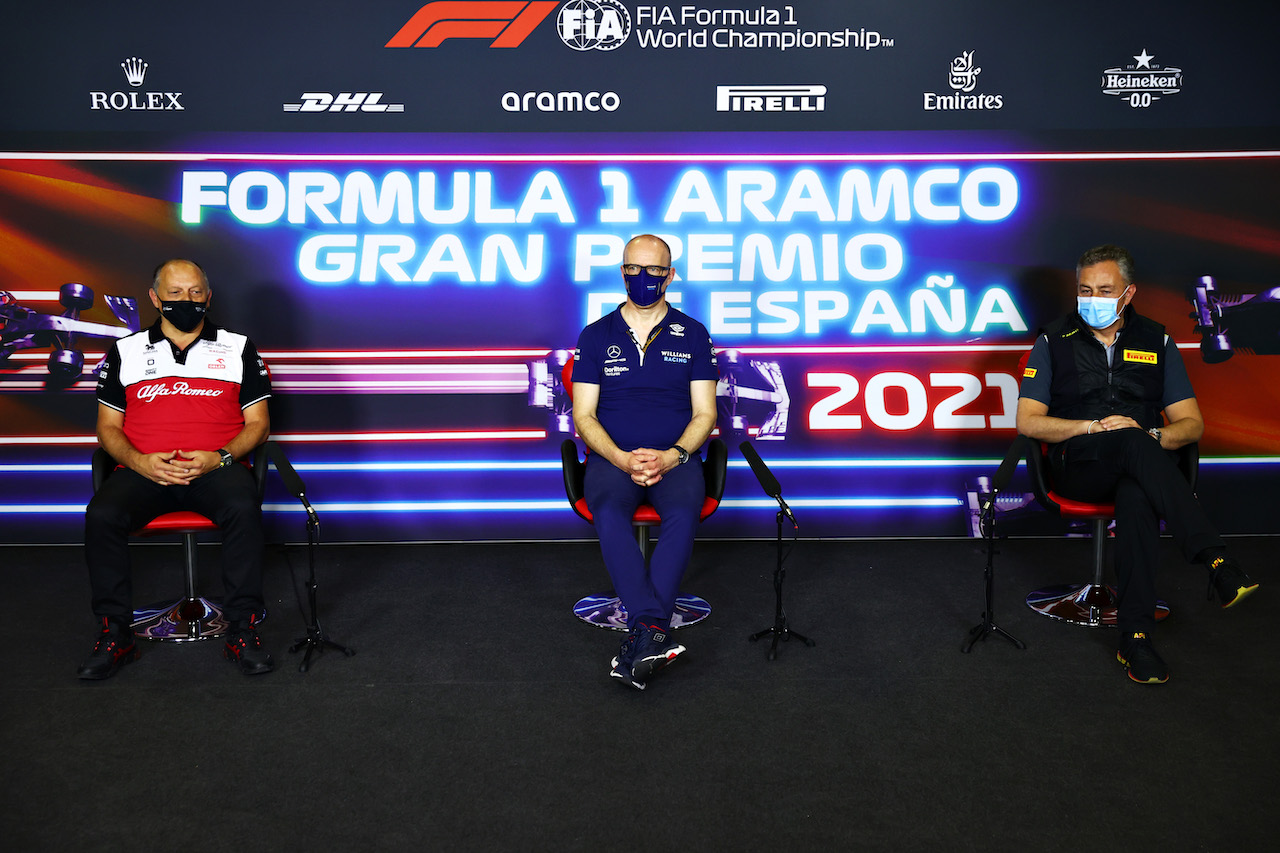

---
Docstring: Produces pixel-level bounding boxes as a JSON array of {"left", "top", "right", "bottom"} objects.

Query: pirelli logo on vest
[
  {"left": 1022, "top": 367, "right": 1037, "bottom": 378},
  {"left": 1123, "top": 349, "right": 1158, "bottom": 364}
]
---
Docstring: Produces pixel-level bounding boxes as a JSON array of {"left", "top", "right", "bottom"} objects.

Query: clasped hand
[
  {"left": 1091, "top": 415, "right": 1141, "bottom": 433},
  {"left": 140, "top": 449, "right": 217, "bottom": 485},
  {"left": 627, "top": 447, "right": 673, "bottom": 487}
]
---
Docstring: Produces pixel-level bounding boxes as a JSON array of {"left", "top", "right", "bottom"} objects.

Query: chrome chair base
[
  {"left": 572, "top": 593, "right": 711, "bottom": 631},
  {"left": 1025, "top": 583, "right": 1170, "bottom": 628},
  {"left": 132, "top": 596, "right": 229, "bottom": 642}
]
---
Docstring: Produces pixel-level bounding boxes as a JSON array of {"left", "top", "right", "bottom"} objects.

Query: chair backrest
[{"left": 92, "top": 444, "right": 269, "bottom": 503}]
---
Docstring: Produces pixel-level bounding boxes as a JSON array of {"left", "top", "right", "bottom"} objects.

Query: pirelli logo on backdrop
[
  {"left": 1123, "top": 349, "right": 1158, "bottom": 364},
  {"left": 386, "top": 1, "right": 558, "bottom": 47}
]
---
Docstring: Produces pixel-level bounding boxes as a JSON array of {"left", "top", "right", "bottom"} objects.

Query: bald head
[
  {"left": 152, "top": 259, "right": 209, "bottom": 294},
  {"left": 623, "top": 234, "right": 672, "bottom": 267}
]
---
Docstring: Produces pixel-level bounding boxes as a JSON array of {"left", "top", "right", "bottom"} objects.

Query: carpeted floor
[{"left": 1, "top": 535, "right": 1274, "bottom": 852}]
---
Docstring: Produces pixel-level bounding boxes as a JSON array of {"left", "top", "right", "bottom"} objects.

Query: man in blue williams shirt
[
  {"left": 1016, "top": 244, "right": 1258, "bottom": 684},
  {"left": 572, "top": 234, "right": 718, "bottom": 690}
]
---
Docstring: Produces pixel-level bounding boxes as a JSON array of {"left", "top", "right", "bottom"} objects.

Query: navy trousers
[
  {"left": 584, "top": 452, "right": 705, "bottom": 627},
  {"left": 84, "top": 463, "right": 265, "bottom": 623},
  {"left": 1050, "top": 429, "right": 1223, "bottom": 634}
]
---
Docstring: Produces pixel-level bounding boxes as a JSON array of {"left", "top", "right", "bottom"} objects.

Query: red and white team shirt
[{"left": 96, "top": 321, "right": 272, "bottom": 454}]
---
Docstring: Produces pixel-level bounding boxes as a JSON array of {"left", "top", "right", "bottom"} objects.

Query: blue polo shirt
[{"left": 573, "top": 304, "right": 718, "bottom": 451}]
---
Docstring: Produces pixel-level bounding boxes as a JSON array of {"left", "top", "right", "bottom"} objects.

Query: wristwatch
[
  {"left": 217, "top": 448, "right": 235, "bottom": 468},
  {"left": 1147, "top": 427, "right": 1162, "bottom": 444},
  {"left": 672, "top": 445, "right": 689, "bottom": 465}
]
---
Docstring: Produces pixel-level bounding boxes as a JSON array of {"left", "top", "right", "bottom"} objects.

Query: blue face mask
[
  {"left": 623, "top": 268, "right": 666, "bottom": 307},
  {"left": 1077, "top": 289, "right": 1128, "bottom": 330}
]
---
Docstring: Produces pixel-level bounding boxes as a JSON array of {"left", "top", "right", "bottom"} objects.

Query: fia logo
[{"left": 558, "top": 0, "right": 630, "bottom": 51}]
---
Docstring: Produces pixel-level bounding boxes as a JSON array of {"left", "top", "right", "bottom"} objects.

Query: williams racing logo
[{"left": 662, "top": 350, "right": 691, "bottom": 364}]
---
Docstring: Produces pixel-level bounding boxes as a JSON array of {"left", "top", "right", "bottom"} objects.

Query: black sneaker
[
  {"left": 1207, "top": 556, "right": 1259, "bottom": 609},
  {"left": 610, "top": 627, "right": 645, "bottom": 690},
  {"left": 1117, "top": 632, "right": 1169, "bottom": 684},
  {"left": 223, "top": 615, "right": 274, "bottom": 675},
  {"left": 630, "top": 623, "right": 686, "bottom": 683},
  {"left": 77, "top": 618, "right": 138, "bottom": 680}
]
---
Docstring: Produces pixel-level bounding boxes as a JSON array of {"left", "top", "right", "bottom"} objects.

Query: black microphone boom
[
  {"left": 739, "top": 440, "right": 782, "bottom": 497},
  {"left": 265, "top": 440, "right": 317, "bottom": 525},
  {"left": 265, "top": 440, "right": 307, "bottom": 500},
  {"left": 739, "top": 441, "right": 797, "bottom": 528}
]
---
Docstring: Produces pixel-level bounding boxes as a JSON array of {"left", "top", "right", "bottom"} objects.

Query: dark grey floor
[{"left": 1, "top": 535, "right": 1274, "bottom": 852}]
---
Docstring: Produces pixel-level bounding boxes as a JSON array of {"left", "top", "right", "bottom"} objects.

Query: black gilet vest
[{"left": 1044, "top": 307, "right": 1166, "bottom": 429}]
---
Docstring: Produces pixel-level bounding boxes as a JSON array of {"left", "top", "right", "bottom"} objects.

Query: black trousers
[
  {"left": 84, "top": 464, "right": 265, "bottom": 623},
  {"left": 1050, "top": 429, "right": 1223, "bottom": 634}
]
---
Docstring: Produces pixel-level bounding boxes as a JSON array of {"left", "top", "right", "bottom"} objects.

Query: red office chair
[
  {"left": 90, "top": 444, "right": 269, "bottom": 642},
  {"left": 559, "top": 357, "right": 727, "bottom": 630},
  {"left": 1017, "top": 435, "right": 1197, "bottom": 626}
]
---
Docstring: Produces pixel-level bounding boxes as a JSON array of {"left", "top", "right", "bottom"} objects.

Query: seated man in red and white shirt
[{"left": 79, "top": 259, "right": 274, "bottom": 679}]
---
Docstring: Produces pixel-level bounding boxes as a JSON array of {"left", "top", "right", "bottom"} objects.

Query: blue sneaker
[
  {"left": 610, "top": 628, "right": 645, "bottom": 690},
  {"left": 630, "top": 623, "right": 686, "bottom": 683}
]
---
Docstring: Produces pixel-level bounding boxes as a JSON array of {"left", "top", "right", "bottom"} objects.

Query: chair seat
[
  {"left": 571, "top": 496, "right": 721, "bottom": 526},
  {"left": 1046, "top": 490, "right": 1115, "bottom": 519},
  {"left": 134, "top": 511, "right": 217, "bottom": 536}
]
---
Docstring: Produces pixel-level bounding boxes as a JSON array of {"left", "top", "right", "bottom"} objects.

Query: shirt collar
[{"left": 146, "top": 318, "right": 219, "bottom": 350}]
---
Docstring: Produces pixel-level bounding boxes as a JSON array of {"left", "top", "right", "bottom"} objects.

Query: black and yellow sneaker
[
  {"left": 1207, "top": 556, "right": 1259, "bottom": 609},
  {"left": 1117, "top": 632, "right": 1169, "bottom": 684}
]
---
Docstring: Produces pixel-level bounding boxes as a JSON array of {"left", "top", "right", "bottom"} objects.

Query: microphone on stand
[
  {"left": 739, "top": 441, "right": 797, "bottom": 528},
  {"left": 266, "top": 441, "right": 317, "bottom": 527},
  {"left": 981, "top": 437, "right": 1026, "bottom": 516}
]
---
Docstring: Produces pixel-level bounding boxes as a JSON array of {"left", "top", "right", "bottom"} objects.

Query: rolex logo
[
  {"left": 121, "top": 57, "right": 148, "bottom": 87},
  {"left": 90, "top": 58, "right": 184, "bottom": 111}
]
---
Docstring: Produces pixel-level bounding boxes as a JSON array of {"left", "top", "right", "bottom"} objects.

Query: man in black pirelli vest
[
  {"left": 79, "top": 259, "right": 274, "bottom": 679},
  {"left": 1016, "top": 244, "right": 1258, "bottom": 684}
]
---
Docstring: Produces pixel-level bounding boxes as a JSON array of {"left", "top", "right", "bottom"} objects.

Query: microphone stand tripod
[
  {"left": 266, "top": 441, "right": 355, "bottom": 672},
  {"left": 749, "top": 504, "right": 815, "bottom": 661},
  {"left": 961, "top": 487, "right": 1026, "bottom": 653},
  {"left": 289, "top": 503, "right": 357, "bottom": 672}
]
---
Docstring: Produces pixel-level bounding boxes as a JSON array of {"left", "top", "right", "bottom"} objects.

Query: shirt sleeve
[
  {"left": 1017, "top": 335, "right": 1053, "bottom": 404},
  {"left": 571, "top": 325, "right": 601, "bottom": 385},
  {"left": 239, "top": 339, "right": 273, "bottom": 408},
  {"left": 1161, "top": 335, "right": 1196, "bottom": 408},
  {"left": 691, "top": 323, "right": 718, "bottom": 382},
  {"left": 95, "top": 341, "right": 126, "bottom": 412}
]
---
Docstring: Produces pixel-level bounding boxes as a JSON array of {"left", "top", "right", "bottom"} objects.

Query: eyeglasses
[{"left": 621, "top": 264, "right": 671, "bottom": 277}]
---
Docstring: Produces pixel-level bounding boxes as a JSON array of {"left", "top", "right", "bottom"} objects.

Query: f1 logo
[{"left": 387, "top": 1, "right": 558, "bottom": 48}]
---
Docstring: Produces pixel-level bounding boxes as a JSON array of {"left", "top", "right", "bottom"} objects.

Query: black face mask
[{"left": 160, "top": 300, "right": 207, "bottom": 333}]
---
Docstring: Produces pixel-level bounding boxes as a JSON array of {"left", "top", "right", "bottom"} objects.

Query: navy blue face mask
[{"left": 623, "top": 268, "right": 665, "bottom": 307}]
